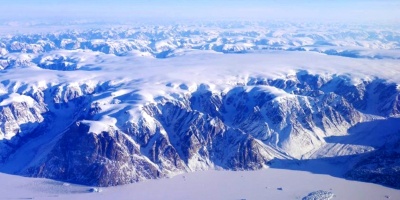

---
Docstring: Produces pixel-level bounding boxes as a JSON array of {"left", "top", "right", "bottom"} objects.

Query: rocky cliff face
[
  {"left": 26, "top": 122, "right": 162, "bottom": 186},
  {"left": 0, "top": 71, "right": 399, "bottom": 187}
]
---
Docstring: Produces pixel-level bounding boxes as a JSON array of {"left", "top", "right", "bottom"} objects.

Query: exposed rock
[{"left": 25, "top": 122, "right": 162, "bottom": 186}]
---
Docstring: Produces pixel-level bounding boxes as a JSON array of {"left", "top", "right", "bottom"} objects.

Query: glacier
[{"left": 0, "top": 22, "right": 399, "bottom": 188}]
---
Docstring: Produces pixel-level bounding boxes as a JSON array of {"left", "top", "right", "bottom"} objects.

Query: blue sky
[{"left": 1, "top": 0, "right": 399, "bottom": 23}]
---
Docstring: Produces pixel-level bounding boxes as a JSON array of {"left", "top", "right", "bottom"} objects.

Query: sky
[{"left": 0, "top": 0, "right": 399, "bottom": 23}]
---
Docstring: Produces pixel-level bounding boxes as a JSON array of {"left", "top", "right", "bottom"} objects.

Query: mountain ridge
[{"left": 0, "top": 68, "right": 399, "bottom": 187}]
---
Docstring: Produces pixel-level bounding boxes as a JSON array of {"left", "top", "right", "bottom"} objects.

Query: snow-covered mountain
[
  {"left": 0, "top": 22, "right": 399, "bottom": 188},
  {"left": 1, "top": 22, "right": 400, "bottom": 70}
]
